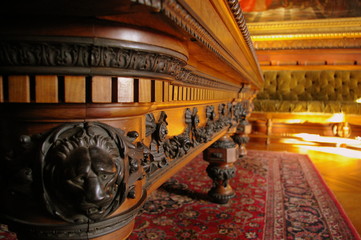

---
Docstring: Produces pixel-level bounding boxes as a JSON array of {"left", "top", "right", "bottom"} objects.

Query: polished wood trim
[
  {"left": 256, "top": 48, "right": 361, "bottom": 69},
  {"left": 0, "top": 76, "right": 3, "bottom": 102},
  {"left": 64, "top": 76, "right": 86, "bottom": 103},
  {"left": 35, "top": 75, "right": 58, "bottom": 103},
  {"left": 163, "top": 0, "right": 263, "bottom": 89},
  {"left": 138, "top": 79, "right": 152, "bottom": 103},
  {"left": 116, "top": 77, "right": 134, "bottom": 103},
  {"left": 91, "top": 221, "right": 135, "bottom": 240},
  {"left": 261, "top": 65, "right": 361, "bottom": 71},
  {"left": 92, "top": 76, "right": 112, "bottom": 103},
  {"left": 8, "top": 75, "right": 30, "bottom": 103}
]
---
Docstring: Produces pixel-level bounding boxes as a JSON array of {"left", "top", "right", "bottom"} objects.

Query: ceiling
[
  {"left": 239, "top": 0, "right": 361, "bottom": 71},
  {"left": 242, "top": 0, "right": 361, "bottom": 23}
]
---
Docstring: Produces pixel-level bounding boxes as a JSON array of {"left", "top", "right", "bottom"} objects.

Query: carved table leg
[
  {"left": 266, "top": 119, "right": 272, "bottom": 145},
  {"left": 332, "top": 122, "right": 351, "bottom": 138},
  {"left": 203, "top": 132, "right": 238, "bottom": 204},
  {"left": 232, "top": 116, "right": 252, "bottom": 157}
]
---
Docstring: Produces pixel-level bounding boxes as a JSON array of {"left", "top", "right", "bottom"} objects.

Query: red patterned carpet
[
  {"left": 128, "top": 150, "right": 360, "bottom": 240},
  {"left": 1, "top": 151, "right": 360, "bottom": 240}
]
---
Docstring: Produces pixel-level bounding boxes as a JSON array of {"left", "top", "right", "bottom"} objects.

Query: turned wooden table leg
[
  {"left": 203, "top": 132, "right": 238, "bottom": 204},
  {"left": 232, "top": 116, "right": 252, "bottom": 157},
  {"left": 332, "top": 122, "right": 351, "bottom": 138},
  {"left": 266, "top": 119, "right": 273, "bottom": 145}
]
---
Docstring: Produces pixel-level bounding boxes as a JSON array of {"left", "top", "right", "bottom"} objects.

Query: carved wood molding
[
  {"left": 162, "top": 0, "right": 223, "bottom": 64},
  {"left": 177, "top": 68, "right": 240, "bottom": 90},
  {"left": 144, "top": 101, "right": 253, "bottom": 187},
  {"left": 161, "top": 0, "right": 257, "bottom": 86},
  {"left": 226, "top": 0, "right": 259, "bottom": 68},
  {"left": 0, "top": 37, "right": 240, "bottom": 91},
  {"left": 247, "top": 17, "right": 361, "bottom": 36},
  {"left": 252, "top": 37, "right": 361, "bottom": 50},
  {"left": 248, "top": 17, "right": 361, "bottom": 50},
  {"left": 0, "top": 38, "right": 186, "bottom": 79}
]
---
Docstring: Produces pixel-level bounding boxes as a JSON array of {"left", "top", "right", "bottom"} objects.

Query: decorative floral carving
[
  {"left": 144, "top": 112, "right": 169, "bottom": 174},
  {"left": 232, "top": 101, "right": 252, "bottom": 153},
  {"left": 0, "top": 38, "right": 242, "bottom": 91},
  {"left": 234, "top": 100, "right": 252, "bottom": 122},
  {"left": 217, "top": 103, "right": 232, "bottom": 130},
  {"left": 144, "top": 104, "right": 235, "bottom": 177},
  {"left": 176, "top": 68, "right": 238, "bottom": 91},
  {"left": 0, "top": 40, "right": 185, "bottom": 77},
  {"left": 206, "top": 164, "right": 236, "bottom": 188},
  {"left": 191, "top": 107, "right": 210, "bottom": 144},
  {"left": 164, "top": 134, "right": 192, "bottom": 159},
  {"left": 206, "top": 163, "right": 236, "bottom": 203}
]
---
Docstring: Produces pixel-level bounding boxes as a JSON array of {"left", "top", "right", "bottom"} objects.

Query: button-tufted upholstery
[{"left": 254, "top": 70, "right": 361, "bottom": 114}]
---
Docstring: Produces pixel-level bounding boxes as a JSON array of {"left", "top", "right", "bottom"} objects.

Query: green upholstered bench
[{"left": 250, "top": 70, "right": 361, "bottom": 140}]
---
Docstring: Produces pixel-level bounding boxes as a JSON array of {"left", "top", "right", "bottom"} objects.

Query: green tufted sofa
[
  {"left": 254, "top": 70, "right": 361, "bottom": 114},
  {"left": 251, "top": 70, "right": 361, "bottom": 139}
]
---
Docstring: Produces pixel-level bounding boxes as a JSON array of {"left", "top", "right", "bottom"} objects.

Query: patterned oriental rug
[{"left": 128, "top": 150, "right": 361, "bottom": 240}]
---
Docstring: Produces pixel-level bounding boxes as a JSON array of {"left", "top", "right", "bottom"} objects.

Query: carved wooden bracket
[
  {"left": 144, "top": 103, "right": 235, "bottom": 180},
  {"left": 232, "top": 100, "right": 253, "bottom": 156}
]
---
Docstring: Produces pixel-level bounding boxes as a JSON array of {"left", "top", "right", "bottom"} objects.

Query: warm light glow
[
  {"left": 292, "top": 133, "right": 361, "bottom": 146},
  {"left": 283, "top": 119, "right": 305, "bottom": 124},
  {"left": 326, "top": 113, "right": 345, "bottom": 123},
  {"left": 283, "top": 133, "right": 361, "bottom": 158},
  {"left": 356, "top": 98, "right": 361, "bottom": 103},
  {"left": 280, "top": 138, "right": 317, "bottom": 145},
  {"left": 298, "top": 145, "right": 361, "bottom": 159}
]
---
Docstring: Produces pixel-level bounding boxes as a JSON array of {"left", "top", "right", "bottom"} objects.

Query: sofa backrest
[{"left": 257, "top": 70, "right": 361, "bottom": 102}]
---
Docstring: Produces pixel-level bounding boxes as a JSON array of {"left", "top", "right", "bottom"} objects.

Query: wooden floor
[{"left": 247, "top": 137, "right": 361, "bottom": 236}]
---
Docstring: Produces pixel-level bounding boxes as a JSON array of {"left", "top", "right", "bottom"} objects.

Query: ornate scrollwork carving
[
  {"left": 206, "top": 163, "right": 236, "bottom": 203},
  {"left": 206, "top": 164, "right": 236, "bottom": 188},
  {"left": 0, "top": 38, "right": 240, "bottom": 91},
  {"left": 176, "top": 68, "right": 238, "bottom": 91},
  {"left": 191, "top": 107, "right": 210, "bottom": 144},
  {"left": 144, "top": 112, "right": 169, "bottom": 174},
  {"left": 163, "top": 134, "right": 192, "bottom": 159},
  {"left": 144, "top": 104, "right": 234, "bottom": 177},
  {"left": 232, "top": 100, "right": 253, "bottom": 156},
  {"left": 234, "top": 100, "right": 252, "bottom": 123},
  {"left": 217, "top": 103, "right": 232, "bottom": 130},
  {"left": 0, "top": 40, "right": 185, "bottom": 78}
]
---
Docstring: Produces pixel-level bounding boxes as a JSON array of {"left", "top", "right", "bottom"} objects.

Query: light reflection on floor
[{"left": 280, "top": 133, "right": 361, "bottom": 159}]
